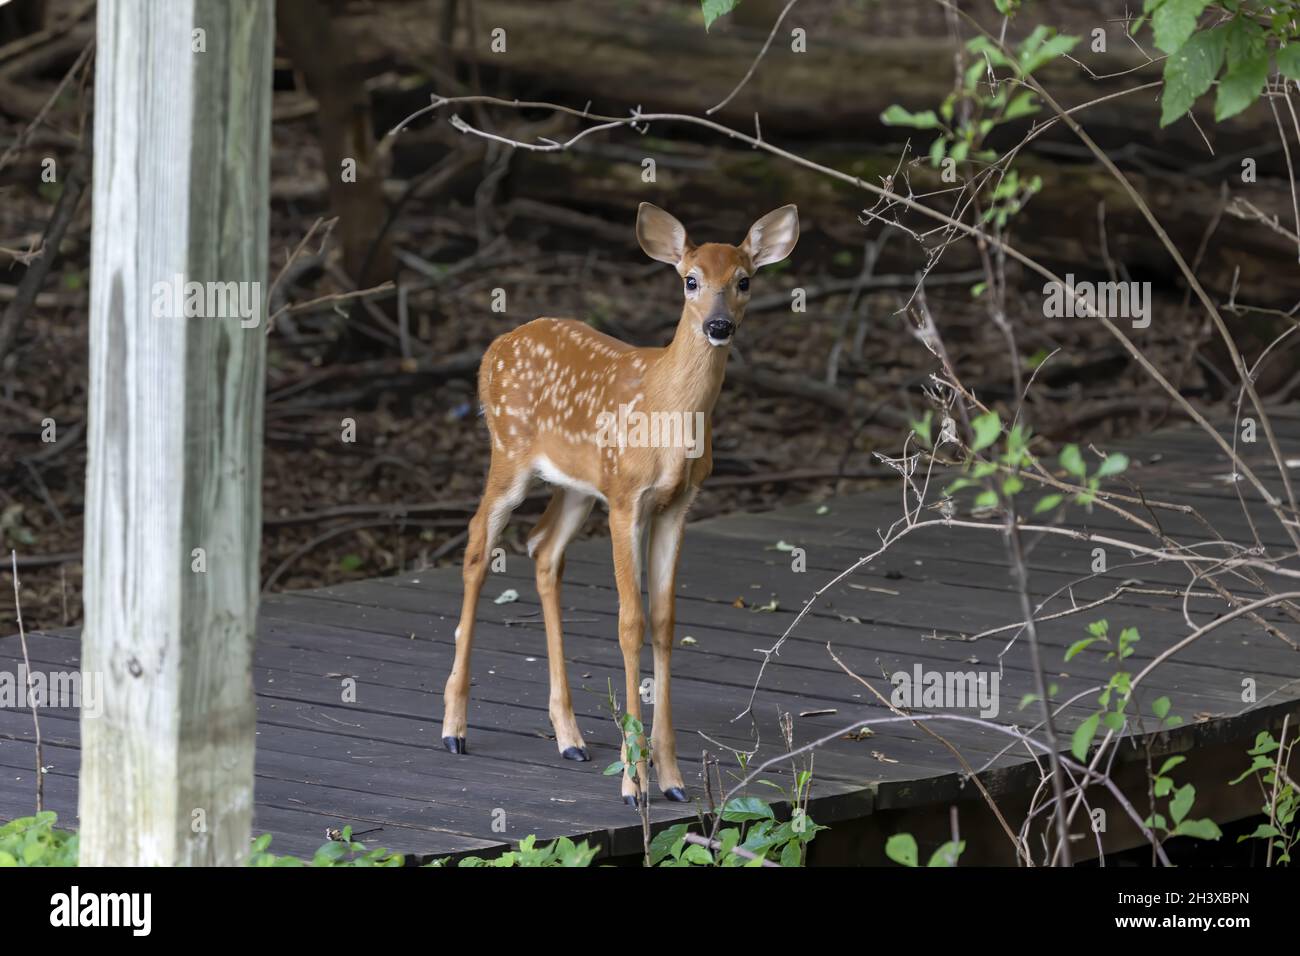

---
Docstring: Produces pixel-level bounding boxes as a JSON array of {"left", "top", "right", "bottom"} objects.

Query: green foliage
[
  {"left": 1052, "top": 444, "right": 1129, "bottom": 508},
  {"left": 448, "top": 834, "right": 599, "bottom": 868},
  {"left": 603, "top": 711, "right": 645, "bottom": 780},
  {"left": 910, "top": 410, "right": 934, "bottom": 448},
  {"left": 649, "top": 794, "right": 825, "bottom": 867},
  {"left": 1060, "top": 621, "right": 1220, "bottom": 846},
  {"left": 1230, "top": 730, "right": 1297, "bottom": 864},
  {"left": 1066, "top": 621, "right": 1185, "bottom": 762},
  {"left": 883, "top": 25, "right": 1076, "bottom": 188},
  {"left": 970, "top": 410, "right": 1002, "bottom": 452},
  {"left": 248, "top": 826, "right": 405, "bottom": 867},
  {"left": 938, "top": 416, "right": 1131, "bottom": 518},
  {"left": 1147, "top": 762, "right": 1222, "bottom": 842},
  {"left": 700, "top": 0, "right": 741, "bottom": 30},
  {"left": 885, "top": 832, "right": 966, "bottom": 867},
  {"left": 984, "top": 169, "right": 1042, "bottom": 230},
  {"left": 0, "top": 812, "right": 78, "bottom": 867},
  {"left": 1140, "top": 1, "right": 1300, "bottom": 126}
]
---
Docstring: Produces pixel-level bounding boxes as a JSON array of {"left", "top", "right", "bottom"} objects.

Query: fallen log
[
  {"left": 343, "top": 0, "right": 1281, "bottom": 165},
  {"left": 499, "top": 137, "right": 1299, "bottom": 307}
]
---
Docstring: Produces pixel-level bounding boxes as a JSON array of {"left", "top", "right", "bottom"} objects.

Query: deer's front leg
[
  {"left": 647, "top": 493, "right": 692, "bottom": 801},
  {"left": 609, "top": 501, "right": 649, "bottom": 806}
]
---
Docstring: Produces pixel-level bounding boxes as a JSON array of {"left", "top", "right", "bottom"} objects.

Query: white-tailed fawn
[{"left": 440, "top": 202, "right": 800, "bottom": 804}]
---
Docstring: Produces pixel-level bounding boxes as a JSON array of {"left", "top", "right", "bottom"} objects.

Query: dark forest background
[{"left": 1, "top": 0, "right": 1295, "bottom": 628}]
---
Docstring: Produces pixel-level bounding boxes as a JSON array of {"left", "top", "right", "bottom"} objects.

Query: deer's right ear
[{"left": 636, "top": 203, "right": 692, "bottom": 267}]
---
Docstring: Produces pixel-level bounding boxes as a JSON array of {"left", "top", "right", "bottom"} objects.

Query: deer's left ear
[{"left": 741, "top": 205, "right": 800, "bottom": 269}]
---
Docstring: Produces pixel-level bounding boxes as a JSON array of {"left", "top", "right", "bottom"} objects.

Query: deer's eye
[
  {"left": 685, "top": 276, "right": 698, "bottom": 291},
  {"left": 738, "top": 276, "right": 750, "bottom": 292}
]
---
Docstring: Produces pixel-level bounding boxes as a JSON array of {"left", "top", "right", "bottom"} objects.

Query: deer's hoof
[
  {"left": 623, "top": 794, "right": 640, "bottom": 808},
  {"left": 442, "top": 736, "right": 467, "bottom": 755},
  {"left": 662, "top": 787, "right": 688, "bottom": 803},
  {"left": 561, "top": 746, "right": 590, "bottom": 762}
]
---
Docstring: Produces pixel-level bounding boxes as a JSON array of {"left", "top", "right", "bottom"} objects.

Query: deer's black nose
[{"left": 703, "top": 317, "right": 735, "bottom": 343}]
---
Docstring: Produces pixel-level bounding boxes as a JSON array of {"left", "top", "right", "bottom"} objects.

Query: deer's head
[{"left": 636, "top": 203, "right": 800, "bottom": 347}]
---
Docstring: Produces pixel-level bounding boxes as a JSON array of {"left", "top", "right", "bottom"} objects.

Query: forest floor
[
  {"left": 0, "top": 0, "right": 1267, "bottom": 631},
  {"left": 0, "top": 157, "right": 1219, "bottom": 632}
]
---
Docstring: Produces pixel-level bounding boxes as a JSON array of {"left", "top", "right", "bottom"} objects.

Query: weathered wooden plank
[
  {"left": 6, "top": 409, "right": 1300, "bottom": 859},
  {"left": 81, "top": 0, "right": 272, "bottom": 865}
]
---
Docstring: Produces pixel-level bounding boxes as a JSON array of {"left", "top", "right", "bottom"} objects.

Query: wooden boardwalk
[{"left": 3, "top": 411, "right": 1300, "bottom": 863}]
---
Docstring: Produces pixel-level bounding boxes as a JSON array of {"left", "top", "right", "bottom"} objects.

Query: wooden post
[{"left": 81, "top": 0, "right": 273, "bottom": 866}]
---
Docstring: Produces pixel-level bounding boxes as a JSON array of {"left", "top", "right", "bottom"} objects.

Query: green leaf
[
  {"left": 1170, "top": 783, "right": 1196, "bottom": 824},
  {"left": 881, "top": 105, "right": 942, "bottom": 129},
  {"left": 681, "top": 843, "right": 714, "bottom": 865},
  {"left": 1072, "top": 712, "right": 1101, "bottom": 761},
  {"left": 602, "top": 760, "right": 625, "bottom": 776},
  {"left": 1224, "top": 16, "right": 1265, "bottom": 69},
  {"left": 974, "top": 490, "right": 999, "bottom": 510},
  {"left": 1059, "top": 443, "right": 1086, "bottom": 478},
  {"left": 1172, "top": 817, "right": 1221, "bottom": 840},
  {"left": 721, "top": 797, "right": 775, "bottom": 823},
  {"left": 1020, "top": 32, "right": 1080, "bottom": 74},
  {"left": 1095, "top": 453, "right": 1129, "bottom": 478},
  {"left": 1033, "top": 493, "right": 1063, "bottom": 514},
  {"left": 1247, "top": 730, "right": 1280, "bottom": 755},
  {"left": 1152, "top": 696, "right": 1171, "bottom": 719},
  {"left": 1064, "top": 637, "right": 1097, "bottom": 662},
  {"left": 649, "top": 824, "right": 689, "bottom": 865},
  {"left": 911, "top": 411, "right": 933, "bottom": 446},
  {"left": 1236, "top": 823, "right": 1281, "bottom": 842},
  {"left": 966, "top": 36, "right": 1011, "bottom": 69},
  {"left": 971, "top": 411, "right": 1002, "bottom": 451},
  {"left": 1151, "top": 0, "right": 1214, "bottom": 55},
  {"left": 1215, "top": 54, "right": 1269, "bottom": 122},
  {"left": 620, "top": 712, "right": 644, "bottom": 735},
  {"left": 1003, "top": 90, "right": 1040, "bottom": 121},
  {"left": 884, "top": 832, "right": 918, "bottom": 867},
  {"left": 1278, "top": 44, "right": 1300, "bottom": 82},
  {"left": 928, "top": 135, "right": 947, "bottom": 167},
  {"left": 1228, "top": 755, "right": 1274, "bottom": 785},
  {"left": 700, "top": 0, "right": 741, "bottom": 30},
  {"left": 927, "top": 840, "right": 965, "bottom": 867},
  {"left": 1118, "top": 626, "right": 1140, "bottom": 655},
  {"left": 1160, "top": 27, "right": 1226, "bottom": 126}
]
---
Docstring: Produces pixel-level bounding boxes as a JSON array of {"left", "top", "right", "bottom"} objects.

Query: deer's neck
[{"left": 648, "top": 309, "right": 731, "bottom": 414}]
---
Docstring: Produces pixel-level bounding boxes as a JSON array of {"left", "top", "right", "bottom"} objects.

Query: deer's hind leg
[
  {"left": 646, "top": 491, "right": 692, "bottom": 801},
  {"left": 528, "top": 487, "right": 596, "bottom": 761},
  {"left": 441, "top": 456, "right": 530, "bottom": 754}
]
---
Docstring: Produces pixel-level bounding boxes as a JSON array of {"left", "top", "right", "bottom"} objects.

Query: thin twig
[{"left": 10, "top": 551, "right": 44, "bottom": 813}]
